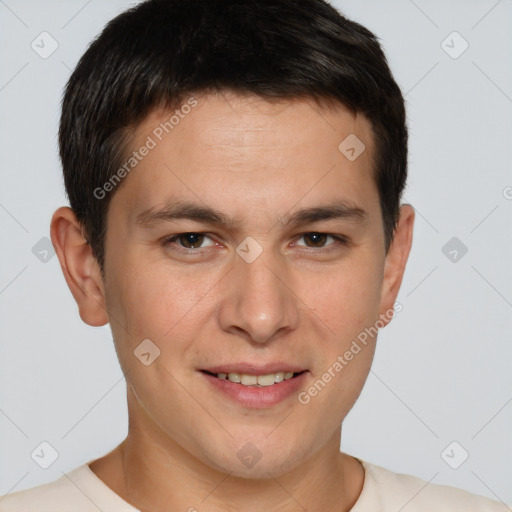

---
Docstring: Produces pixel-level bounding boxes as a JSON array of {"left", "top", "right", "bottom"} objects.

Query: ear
[
  {"left": 50, "top": 206, "right": 109, "bottom": 326},
  {"left": 378, "top": 204, "right": 415, "bottom": 326}
]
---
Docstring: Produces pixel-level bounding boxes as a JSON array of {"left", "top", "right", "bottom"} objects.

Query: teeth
[
  {"left": 217, "top": 371, "right": 297, "bottom": 386},
  {"left": 240, "top": 374, "right": 257, "bottom": 385},
  {"left": 257, "top": 373, "right": 278, "bottom": 386}
]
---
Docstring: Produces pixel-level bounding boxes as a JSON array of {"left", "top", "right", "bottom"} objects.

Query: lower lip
[{"left": 200, "top": 371, "right": 308, "bottom": 408}]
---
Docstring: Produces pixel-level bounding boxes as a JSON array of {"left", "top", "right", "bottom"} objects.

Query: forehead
[{"left": 111, "top": 92, "right": 380, "bottom": 229}]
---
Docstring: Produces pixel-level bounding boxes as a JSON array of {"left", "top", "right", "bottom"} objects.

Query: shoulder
[
  {"left": 358, "top": 459, "right": 509, "bottom": 512},
  {"left": 0, "top": 464, "right": 112, "bottom": 512}
]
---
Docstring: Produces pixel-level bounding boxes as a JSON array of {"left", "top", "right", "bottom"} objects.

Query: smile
[
  {"left": 199, "top": 369, "right": 309, "bottom": 408},
  {"left": 201, "top": 370, "right": 304, "bottom": 387}
]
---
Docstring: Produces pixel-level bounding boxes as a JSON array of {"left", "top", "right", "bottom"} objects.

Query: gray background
[{"left": 1, "top": 0, "right": 511, "bottom": 505}]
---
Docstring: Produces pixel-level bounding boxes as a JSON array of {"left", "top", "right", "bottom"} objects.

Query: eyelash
[{"left": 161, "top": 232, "right": 350, "bottom": 254}]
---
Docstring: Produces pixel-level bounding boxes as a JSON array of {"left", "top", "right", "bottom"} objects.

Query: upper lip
[{"left": 200, "top": 363, "right": 307, "bottom": 375}]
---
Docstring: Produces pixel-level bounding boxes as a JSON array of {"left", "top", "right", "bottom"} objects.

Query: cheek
[
  {"left": 104, "top": 251, "right": 223, "bottom": 343},
  {"left": 306, "top": 256, "right": 383, "bottom": 336}
]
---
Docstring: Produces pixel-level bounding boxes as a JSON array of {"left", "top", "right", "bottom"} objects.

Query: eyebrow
[
  {"left": 134, "top": 199, "right": 368, "bottom": 229},
  {"left": 281, "top": 201, "right": 367, "bottom": 226}
]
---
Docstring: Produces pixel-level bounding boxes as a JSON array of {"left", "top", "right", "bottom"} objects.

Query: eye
[
  {"left": 162, "top": 232, "right": 217, "bottom": 251},
  {"left": 294, "top": 232, "right": 349, "bottom": 249}
]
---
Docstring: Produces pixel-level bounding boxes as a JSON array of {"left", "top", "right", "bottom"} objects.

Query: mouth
[
  {"left": 200, "top": 369, "right": 307, "bottom": 387},
  {"left": 199, "top": 367, "right": 309, "bottom": 408}
]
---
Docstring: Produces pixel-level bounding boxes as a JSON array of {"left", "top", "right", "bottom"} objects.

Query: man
[{"left": 0, "top": 0, "right": 506, "bottom": 510}]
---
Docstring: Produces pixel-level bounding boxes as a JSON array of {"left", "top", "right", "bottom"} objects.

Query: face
[{"left": 59, "top": 91, "right": 413, "bottom": 479}]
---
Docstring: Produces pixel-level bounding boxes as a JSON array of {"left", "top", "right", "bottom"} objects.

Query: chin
[
  {"left": 198, "top": 436, "right": 305, "bottom": 480},
  {"left": 221, "top": 455, "right": 299, "bottom": 480}
]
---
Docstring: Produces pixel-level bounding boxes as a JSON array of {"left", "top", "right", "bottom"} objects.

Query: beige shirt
[{"left": 0, "top": 458, "right": 508, "bottom": 511}]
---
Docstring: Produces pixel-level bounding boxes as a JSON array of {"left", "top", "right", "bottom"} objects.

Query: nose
[{"left": 217, "top": 245, "right": 299, "bottom": 345}]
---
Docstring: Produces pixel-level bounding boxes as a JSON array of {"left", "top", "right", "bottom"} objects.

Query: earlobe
[
  {"left": 50, "top": 206, "right": 109, "bottom": 327},
  {"left": 378, "top": 204, "right": 415, "bottom": 326}
]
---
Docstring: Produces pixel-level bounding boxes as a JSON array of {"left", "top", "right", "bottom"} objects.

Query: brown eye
[
  {"left": 178, "top": 233, "right": 205, "bottom": 249},
  {"left": 302, "top": 232, "right": 329, "bottom": 247},
  {"left": 294, "top": 232, "right": 349, "bottom": 250},
  {"left": 162, "top": 232, "right": 216, "bottom": 252}
]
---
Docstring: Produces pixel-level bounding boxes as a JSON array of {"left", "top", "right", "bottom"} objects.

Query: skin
[{"left": 50, "top": 91, "right": 414, "bottom": 512}]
